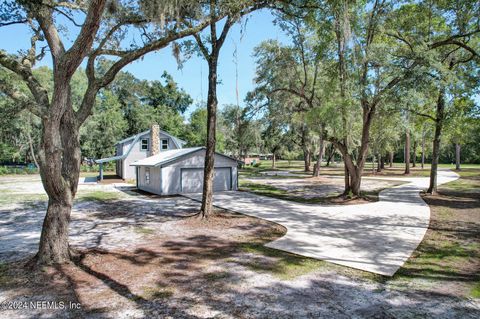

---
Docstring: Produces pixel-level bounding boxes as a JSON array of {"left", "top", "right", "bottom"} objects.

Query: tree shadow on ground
[
  {"left": 1, "top": 210, "right": 479, "bottom": 318},
  {"left": 391, "top": 187, "right": 480, "bottom": 296},
  {"left": 2, "top": 172, "right": 479, "bottom": 317},
  {"left": 61, "top": 232, "right": 480, "bottom": 318}
]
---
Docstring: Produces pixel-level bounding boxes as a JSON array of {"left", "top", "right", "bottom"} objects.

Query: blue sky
[
  {"left": 123, "top": 10, "right": 290, "bottom": 108},
  {"left": 0, "top": 9, "right": 290, "bottom": 114}
]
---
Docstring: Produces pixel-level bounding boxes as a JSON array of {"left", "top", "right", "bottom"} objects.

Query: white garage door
[{"left": 181, "top": 168, "right": 231, "bottom": 193}]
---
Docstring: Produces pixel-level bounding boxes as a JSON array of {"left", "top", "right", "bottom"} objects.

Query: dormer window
[
  {"left": 141, "top": 138, "right": 149, "bottom": 151},
  {"left": 161, "top": 139, "right": 169, "bottom": 150}
]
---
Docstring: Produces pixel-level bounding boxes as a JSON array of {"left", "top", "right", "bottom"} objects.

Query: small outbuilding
[{"left": 131, "top": 147, "right": 240, "bottom": 195}]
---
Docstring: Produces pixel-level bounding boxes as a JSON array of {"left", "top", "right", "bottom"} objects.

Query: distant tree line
[
  {"left": 1, "top": 64, "right": 479, "bottom": 167},
  {"left": 0, "top": 65, "right": 266, "bottom": 162}
]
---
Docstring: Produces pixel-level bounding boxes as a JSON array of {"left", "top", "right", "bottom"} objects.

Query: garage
[
  {"left": 181, "top": 167, "right": 232, "bottom": 193},
  {"left": 131, "top": 147, "right": 240, "bottom": 195}
]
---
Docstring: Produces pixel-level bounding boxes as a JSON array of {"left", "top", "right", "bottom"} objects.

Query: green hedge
[
  {"left": 0, "top": 162, "right": 115, "bottom": 175},
  {"left": 80, "top": 162, "right": 115, "bottom": 172},
  {"left": 0, "top": 166, "right": 38, "bottom": 175}
]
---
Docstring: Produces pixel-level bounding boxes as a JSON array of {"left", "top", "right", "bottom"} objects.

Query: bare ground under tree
[{"left": 0, "top": 173, "right": 479, "bottom": 318}]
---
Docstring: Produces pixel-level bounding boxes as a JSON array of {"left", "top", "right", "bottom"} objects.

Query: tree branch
[
  {"left": 193, "top": 32, "right": 210, "bottom": 60},
  {"left": 406, "top": 108, "right": 437, "bottom": 122},
  {"left": 216, "top": 16, "right": 234, "bottom": 50},
  {"left": 0, "top": 51, "right": 50, "bottom": 108},
  {"left": 431, "top": 39, "right": 479, "bottom": 58},
  {"left": 386, "top": 31, "right": 414, "bottom": 52},
  {"left": 372, "top": 60, "right": 419, "bottom": 106},
  {"left": 429, "top": 28, "right": 480, "bottom": 49},
  {"left": 34, "top": 4, "right": 65, "bottom": 61},
  {"left": 61, "top": 0, "right": 107, "bottom": 78},
  {"left": 270, "top": 87, "right": 308, "bottom": 104},
  {"left": 0, "top": 78, "right": 44, "bottom": 117},
  {"left": 0, "top": 19, "right": 28, "bottom": 27},
  {"left": 77, "top": 13, "right": 228, "bottom": 124}
]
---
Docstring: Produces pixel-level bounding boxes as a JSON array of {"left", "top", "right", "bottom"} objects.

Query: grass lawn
[
  {"left": 80, "top": 170, "right": 115, "bottom": 177},
  {"left": 241, "top": 160, "right": 480, "bottom": 178},
  {"left": 76, "top": 190, "right": 121, "bottom": 202},
  {"left": 239, "top": 180, "right": 386, "bottom": 204},
  {"left": 239, "top": 162, "right": 480, "bottom": 298},
  {"left": 389, "top": 167, "right": 480, "bottom": 298}
]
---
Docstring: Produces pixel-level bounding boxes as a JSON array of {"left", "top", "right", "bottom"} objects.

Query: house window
[
  {"left": 161, "top": 139, "right": 169, "bottom": 150},
  {"left": 141, "top": 138, "right": 149, "bottom": 151},
  {"left": 145, "top": 167, "right": 150, "bottom": 185}
]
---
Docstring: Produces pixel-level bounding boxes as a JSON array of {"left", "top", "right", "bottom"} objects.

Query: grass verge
[
  {"left": 238, "top": 243, "right": 326, "bottom": 280},
  {"left": 390, "top": 168, "right": 480, "bottom": 298},
  {"left": 76, "top": 191, "right": 120, "bottom": 202},
  {"left": 239, "top": 181, "right": 381, "bottom": 204}
]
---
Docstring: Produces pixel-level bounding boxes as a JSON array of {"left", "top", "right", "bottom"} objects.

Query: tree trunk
[
  {"left": 331, "top": 150, "right": 357, "bottom": 196},
  {"left": 332, "top": 102, "right": 376, "bottom": 197},
  {"left": 389, "top": 151, "right": 394, "bottom": 168},
  {"left": 36, "top": 197, "right": 73, "bottom": 264},
  {"left": 348, "top": 102, "right": 376, "bottom": 196},
  {"left": 455, "top": 143, "right": 461, "bottom": 171},
  {"left": 304, "top": 150, "right": 311, "bottom": 172},
  {"left": 427, "top": 90, "right": 445, "bottom": 194},
  {"left": 326, "top": 144, "right": 334, "bottom": 166},
  {"left": 200, "top": 56, "right": 219, "bottom": 218},
  {"left": 338, "top": 153, "right": 362, "bottom": 197},
  {"left": 380, "top": 154, "right": 385, "bottom": 170},
  {"left": 34, "top": 89, "right": 81, "bottom": 265},
  {"left": 27, "top": 123, "right": 39, "bottom": 169},
  {"left": 343, "top": 162, "right": 351, "bottom": 193},
  {"left": 412, "top": 140, "right": 417, "bottom": 167},
  {"left": 272, "top": 152, "right": 276, "bottom": 169},
  {"left": 350, "top": 168, "right": 362, "bottom": 196},
  {"left": 404, "top": 129, "right": 411, "bottom": 174},
  {"left": 313, "top": 126, "right": 325, "bottom": 177},
  {"left": 335, "top": 20, "right": 350, "bottom": 194},
  {"left": 421, "top": 129, "right": 426, "bottom": 169},
  {"left": 377, "top": 154, "right": 383, "bottom": 172},
  {"left": 301, "top": 124, "right": 311, "bottom": 172}
]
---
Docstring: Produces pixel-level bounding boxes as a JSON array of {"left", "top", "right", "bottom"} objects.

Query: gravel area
[{"left": 0, "top": 174, "right": 479, "bottom": 318}]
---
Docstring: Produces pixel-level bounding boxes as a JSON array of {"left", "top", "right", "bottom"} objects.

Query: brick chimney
[{"left": 150, "top": 123, "right": 160, "bottom": 156}]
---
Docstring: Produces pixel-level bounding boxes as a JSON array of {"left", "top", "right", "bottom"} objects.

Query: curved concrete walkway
[{"left": 185, "top": 170, "right": 459, "bottom": 276}]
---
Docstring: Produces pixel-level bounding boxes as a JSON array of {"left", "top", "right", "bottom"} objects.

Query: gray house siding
[
  {"left": 161, "top": 149, "right": 238, "bottom": 195},
  {"left": 136, "top": 149, "right": 238, "bottom": 195},
  {"left": 118, "top": 131, "right": 180, "bottom": 180},
  {"left": 115, "top": 144, "right": 123, "bottom": 177},
  {"left": 137, "top": 166, "right": 162, "bottom": 194},
  {"left": 181, "top": 167, "right": 232, "bottom": 193},
  {"left": 122, "top": 137, "right": 148, "bottom": 180}
]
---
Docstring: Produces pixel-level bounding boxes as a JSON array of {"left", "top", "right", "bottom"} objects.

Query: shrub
[
  {"left": 0, "top": 166, "right": 8, "bottom": 175},
  {"left": 0, "top": 165, "right": 38, "bottom": 175},
  {"left": 80, "top": 162, "right": 114, "bottom": 173}
]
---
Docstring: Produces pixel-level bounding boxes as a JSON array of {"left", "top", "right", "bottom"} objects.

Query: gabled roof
[
  {"left": 116, "top": 129, "right": 186, "bottom": 149},
  {"left": 96, "top": 132, "right": 144, "bottom": 164},
  {"left": 96, "top": 129, "right": 186, "bottom": 164},
  {"left": 130, "top": 147, "right": 242, "bottom": 167}
]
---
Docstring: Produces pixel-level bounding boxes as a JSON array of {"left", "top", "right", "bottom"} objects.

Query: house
[
  {"left": 96, "top": 124, "right": 186, "bottom": 180},
  {"left": 131, "top": 147, "right": 240, "bottom": 195}
]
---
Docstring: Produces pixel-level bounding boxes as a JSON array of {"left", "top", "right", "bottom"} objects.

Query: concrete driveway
[{"left": 185, "top": 170, "right": 459, "bottom": 276}]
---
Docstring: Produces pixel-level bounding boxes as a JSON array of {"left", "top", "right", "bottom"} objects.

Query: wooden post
[{"left": 99, "top": 163, "right": 103, "bottom": 181}]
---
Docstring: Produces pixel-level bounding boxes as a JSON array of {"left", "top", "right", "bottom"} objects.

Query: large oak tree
[{"left": 0, "top": 0, "right": 233, "bottom": 266}]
